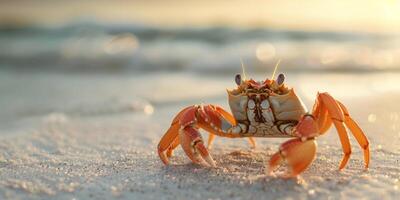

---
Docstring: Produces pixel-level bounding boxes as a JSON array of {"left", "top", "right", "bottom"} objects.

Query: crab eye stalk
[
  {"left": 277, "top": 73, "right": 285, "bottom": 85},
  {"left": 235, "top": 74, "right": 242, "bottom": 85}
]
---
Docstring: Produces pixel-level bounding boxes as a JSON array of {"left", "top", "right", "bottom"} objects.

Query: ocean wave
[{"left": 1, "top": 22, "right": 399, "bottom": 73}]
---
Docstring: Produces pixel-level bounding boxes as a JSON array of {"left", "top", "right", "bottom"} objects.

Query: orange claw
[
  {"left": 295, "top": 115, "right": 319, "bottom": 138},
  {"left": 180, "top": 126, "right": 216, "bottom": 167},
  {"left": 158, "top": 104, "right": 241, "bottom": 166},
  {"left": 158, "top": 122, "right": 180, "bottom": 165},
  {"left": 166, "top": 136, "right": 180, "bottom": 158},
  {"left": 269, "top": 138, "right": 317, "bottom": 177},
  {"left": 269, "top": 92, "right": 369, "bottom": 177},
  {"left": 157, "top": 106, "right": 196, "bottom": 165}
]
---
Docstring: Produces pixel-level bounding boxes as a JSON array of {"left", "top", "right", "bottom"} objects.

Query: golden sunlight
[{"left": 0, "top": 0, "right": 400, "bottom": 33}]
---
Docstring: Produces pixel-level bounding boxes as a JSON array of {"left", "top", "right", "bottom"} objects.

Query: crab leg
[
  {"left": 312, "top": 98, "right": 332, "bottom": 134},
  {"left": 207, "top": 133, "right": 216, "bottom": 149},
  {"left": 197, "top": 105, "right": 240, "bottom": 138},
  {"left": 198, "top": 105, "right": 256, "bottom": 147},
  {"left": 248, "top": 137, "right": 257, "bottom": 149},
  {"left": 319, "top": 93, "right": 352, "bottom": 169},
  {"left": 336, "top": 101, "right": 370, "bottom": 168},
  {"left": 332, "top": 120, "right": 352, "bottom": 169}
]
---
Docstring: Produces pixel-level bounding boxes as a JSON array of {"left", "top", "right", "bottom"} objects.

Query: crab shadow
[{"left": 159, "top": 148, "right": 306, "bottom": 193}]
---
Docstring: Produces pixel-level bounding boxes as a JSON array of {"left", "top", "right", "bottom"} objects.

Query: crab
[{"left": 157, "top": 70, "right": 370, "bottom": 177}]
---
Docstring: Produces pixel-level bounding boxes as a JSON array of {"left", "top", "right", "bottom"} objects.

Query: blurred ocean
[{"left": 1, "top": 22, "right": 400, "bottom": 73}]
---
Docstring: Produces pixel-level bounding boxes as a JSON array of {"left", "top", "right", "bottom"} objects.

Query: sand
[{"left": 0, "top": 72, "right": 399, "bottom": 199}]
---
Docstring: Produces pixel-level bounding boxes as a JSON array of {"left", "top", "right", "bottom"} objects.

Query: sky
[{"left": 1, "top": 0, "right": 400, "bottom": 33}]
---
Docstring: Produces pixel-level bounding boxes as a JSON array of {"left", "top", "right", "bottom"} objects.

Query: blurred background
[
  {"left": 2, "top": 0, "right": 400, "bottom": 73},
  {"left": 0, "top": 0, "right": 400, "bottom": 150}
]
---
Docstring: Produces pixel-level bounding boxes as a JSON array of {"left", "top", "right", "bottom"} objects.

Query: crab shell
[{"left": 227, "top": 86, "right": 307, "bottom": 137}]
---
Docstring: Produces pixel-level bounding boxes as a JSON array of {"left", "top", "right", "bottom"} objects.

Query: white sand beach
[{"left": 0, "top": 71, "right": 399, "bottom": 199}]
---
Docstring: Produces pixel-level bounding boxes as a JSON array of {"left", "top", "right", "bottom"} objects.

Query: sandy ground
[{"left": 0, "top": 72, "right": 399, "bottom": 199}]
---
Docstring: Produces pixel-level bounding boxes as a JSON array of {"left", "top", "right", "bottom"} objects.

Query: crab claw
[
  {"left": 295, "top": 114, "right": 320, "bottom": 138},
  {"left": 180, "top": 126, "right": 216, "bottom": 167},
  {"left": 268, "top": 138, "right": 317, "bottom": 177}
]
